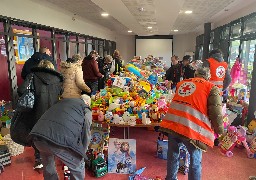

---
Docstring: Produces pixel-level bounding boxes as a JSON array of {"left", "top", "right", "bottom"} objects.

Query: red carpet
[{"left": 1, "top": 127, "right": 256, "bottom": 180}]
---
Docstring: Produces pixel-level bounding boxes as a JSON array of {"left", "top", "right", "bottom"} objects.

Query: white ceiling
[{"left": 32, "top": 0, "right": 256, "bottom": 36}]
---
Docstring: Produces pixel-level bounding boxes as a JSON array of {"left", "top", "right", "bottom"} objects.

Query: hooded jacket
[
  {"left": 60, "top": 61, "right": 91, "bottom": 98},
  {"left": 11, "top": 67, "right": 64, "bottom": 146},
  {"left": 30, "top": 98, "right": 92, "bottom": 158},
  {"left": 203, "top": 54, "right": 231, "bottom": 90},
  {"left": 21, "top": 52, "right": 56, "bottom": 80}
]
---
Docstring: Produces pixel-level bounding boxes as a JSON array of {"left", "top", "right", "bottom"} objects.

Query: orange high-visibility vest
[
  {"left": 208, "top": 58, "right": 228, "bottom": 92},
  {"left": 160, "top": 77, "right": 215, "bottom": 147}
]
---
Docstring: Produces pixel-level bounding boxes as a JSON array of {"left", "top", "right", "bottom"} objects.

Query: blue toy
[
  {"left": 128, "top": 167, "right": 146, "bottom": 180},
  {"left": 147, "top": 74, "right": 158, "bottom": 85}
]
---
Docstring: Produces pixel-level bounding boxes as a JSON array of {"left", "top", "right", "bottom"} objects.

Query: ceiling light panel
[
  {"left": 172, "top": 0, "right": 236, "bottom": 33},
  {"left": 121, "top": 0, "right": 158, "bottom": 33}
]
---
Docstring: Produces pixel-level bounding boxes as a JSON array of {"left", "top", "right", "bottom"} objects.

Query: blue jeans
[{"left": 166, "top": 133, "right": 202, "bottom": 180}]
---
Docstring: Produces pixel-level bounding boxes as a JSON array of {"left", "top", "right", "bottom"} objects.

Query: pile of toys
[{"left": 91, "top": 63, "right": 173, "bottom": 126}]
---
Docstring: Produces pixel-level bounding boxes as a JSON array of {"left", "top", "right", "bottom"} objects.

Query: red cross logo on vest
[
  {"left": 178, "top": 82, "right": 196, "bottom": 97},
  {"left": 216, "top": 66, "right": 225, "bottom": 78}
]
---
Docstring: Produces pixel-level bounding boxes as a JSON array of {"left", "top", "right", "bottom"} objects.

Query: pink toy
[
  {"left": 219, "top": 126, "right": 254, "bottom": 158},
  {"left": 98, "top": 111, "right": 104, "bottom": 122},
  {"left": 230, "top": 58, "right": 241, "bottom": 85}
]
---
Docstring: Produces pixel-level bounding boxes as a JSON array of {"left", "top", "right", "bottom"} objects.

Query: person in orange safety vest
[
  {"left": 159, "top": 67, "right": 224, "bottom": 180},
  {"left": 203, "top": 49, "right": 231, "bottom": 96}
]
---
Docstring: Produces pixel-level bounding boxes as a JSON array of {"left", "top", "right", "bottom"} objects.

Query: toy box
[
  {"left": 108, "top": 138, "right": 136, "bottom": 174},
  {"left": 156, "top": 140, "right": 168, "bottom": 160},
  {"left": 156, "top": 139, "right": 190, "bottom": 174},
  {"left": 0, "top": 145, "right": 11, "bottom": 166}
]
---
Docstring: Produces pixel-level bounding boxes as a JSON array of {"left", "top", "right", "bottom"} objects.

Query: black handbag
[{"left": 16, "top": 74, "right": 35, "bottom": 112}]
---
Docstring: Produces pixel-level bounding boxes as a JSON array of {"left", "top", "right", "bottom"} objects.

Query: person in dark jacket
[
  {"left": 98, "top": 55, "right": 113, "bottom": 90},
  {"left": 82, "top": 50, "right": 103, "bottom": 95},
  {"left": 165, "top": 55, "right": 182, "bottom": 90},
  {"left": 12, "top": 60, "right": 63, "bottom": 170},
  {"left": 182, "top": 55, "right": 196, "bottom": 79},
  {"left": 112, "top": 50, "right": 124, "bottom": 75},
  {"left": 21, "top": 47, "right": 56, "bottom": 80},
  {"left": 30, "top": 97, "right": 92, "bottom": 180}
]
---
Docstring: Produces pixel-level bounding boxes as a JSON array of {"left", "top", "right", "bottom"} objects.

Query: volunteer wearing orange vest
[
  {"left": 203, "top": 49, "right": 231, "bottom": 94},
  {"left": 159, "top": 67, "right": 224, "bottom": 180}
]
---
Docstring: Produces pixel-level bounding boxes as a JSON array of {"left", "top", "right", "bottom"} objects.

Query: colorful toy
[
  {"left": 147, "top": 74, "right": 158, "bottom": 86},
  {"left": 219, "top": 126, "right": 254, "bottom": 158},
  {"left": 104, "top": 111, "right": 113, "bottom": 123},
  {"left": 249, "top": 136, "right": 256, "bottom": 158},
  {"left": 98, "top": 111, "right": 104, "bottom": 122},
  {"left": 128, "top": 116, "right": 137, "bottom": 126},
  {"left": 142, "top": 112, "right": 151, "bottom": 125},
  {"left": 126, "top": 64, "right": 143, "bottom": 78}
]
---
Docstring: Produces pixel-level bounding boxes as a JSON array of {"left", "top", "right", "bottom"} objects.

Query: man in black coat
[
  {"left": 30, "top": 97, "right": 92, "bottom": 180},
  {"left": 21, "top": 47, "right": 56, "bottom": 80},
  {"left": 165, "top": 55, "right": 182, "bottom": 90},
  {"left": 182, "top": 55, "right": 196, "bottom": 79}
]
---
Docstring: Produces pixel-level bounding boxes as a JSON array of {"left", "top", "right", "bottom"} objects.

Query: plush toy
[
  {"left": 123, "top": 111, "right": 131, "bottom": 123},
  {"left": 142, "top": 112, "right": 151, "bottom": 125},
  {"left": 126, "top": 64, "right": 143, "bottom": 78},
  {"left": 104, "top": 111, "right": 113, "bottom": 123},
  {"left": 98, "top": 111, "right": 104, "bottom": 122},
  {"left": 113, "top": 114, "right": 121, "bottom": 124},
  {"left": 147, "top": 74, "right": 158, "bottom": 86},
  {"left": 128, "top": 116, "right": 137, "bottom": 126},
  {"left": 248, "top": 120, "right": 256, "bottom": 133}
]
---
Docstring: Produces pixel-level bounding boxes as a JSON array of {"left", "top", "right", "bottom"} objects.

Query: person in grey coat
[{"left": 30, "top": 97, "right": 92, "bottom": 180}]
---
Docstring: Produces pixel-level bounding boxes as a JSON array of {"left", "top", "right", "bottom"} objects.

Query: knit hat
[{"left": 195, "top": 67, "right": 211, "bottom": 80}]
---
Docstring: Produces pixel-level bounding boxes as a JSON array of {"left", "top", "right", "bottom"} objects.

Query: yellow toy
[
  {"left": 248, "top": 120, "right": 256, "bottom": 133},
  {"left": 139, "top": 81, "right": 151, "bottom": 93}
]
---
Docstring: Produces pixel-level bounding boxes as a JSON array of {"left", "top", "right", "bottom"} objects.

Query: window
[
  {"left": 87, "top": 39, "right": 93, "bottom": 54},
  {"left": 37, "top": 29, "right": 52, "bottom": 54},
  {"left": 244, "top": 16, "right": 256, "bottom": 35},
  {"left": 240, "top": 40, "right": 256, "bottom": 89},
  {"left": 221, "top": 26, "right": 230, "bottom": 40},
  {"left": 79, "top": 37, "right": 86, "bottom": 58},
  {"left": 231, "top": 23, "right": 241, "bottom": 39},
  {"left": 229, "top": 40, "right": 240, "bottom": 66},
  {"left": 69, "top": 35, "right": 77, "bottom": 56},
  {"left": 98, "top": 40, "right": 104, "bottom": 57}
]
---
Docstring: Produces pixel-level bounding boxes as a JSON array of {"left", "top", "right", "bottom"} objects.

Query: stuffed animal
[
  {"left": 105, "top": 111, "right": 113, "bottom": 123},
  {"left": 113, "top": 114, "right": 121, "bottom": 124},
  {"left": 142, "top": 112, "right": 151, "bottom": 125},
  {"left": 248, "top": 120, "right": 256, "bottom": 133},
  {"left": 98, "top": 111, "right": 104, "bottom": 122},
  {"left": 123, "top": 111, "right": 131, "bottom": 123},
  {"left": 128, "top": 116, "right": 136, "bottom": 126}
]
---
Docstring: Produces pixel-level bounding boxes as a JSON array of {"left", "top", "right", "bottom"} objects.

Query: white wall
[
  {"left": 173, "top": 33, "right": 197, "bottom": 61},
  {"left": 115, "top": 35, "right": 135, "bottom": 63},
  {"left": 136, "top": 39, "right": 173, "bottom": 67},
  {"left": 0, "top": 0, "right": 135, "bottom": 61},
  {"left": 214, "top": 3, "right": 256, "bottom": 28}
]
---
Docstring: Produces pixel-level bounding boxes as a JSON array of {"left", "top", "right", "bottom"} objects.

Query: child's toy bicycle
[{"left": 219, "top": 125, "right": 254, "bottom": 158}]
